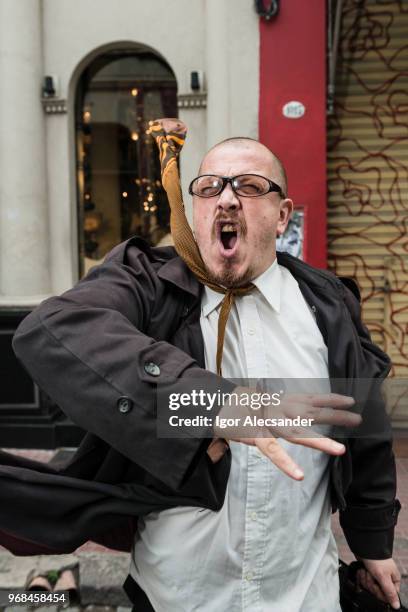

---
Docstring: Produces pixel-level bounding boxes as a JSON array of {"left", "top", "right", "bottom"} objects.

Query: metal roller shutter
[{"left": 327, "top": 0, "right": 408, "bottom": 426}]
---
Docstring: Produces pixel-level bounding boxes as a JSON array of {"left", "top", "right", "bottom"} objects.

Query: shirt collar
[
  {"left": 253, "top": 258, "right": 281, "bottom": 313},
  {"left": 201, "top": 258, "right": 281, "bottom": 317},
  {"left": 201, "top": 286, "right": 224, "bottom": 318}
]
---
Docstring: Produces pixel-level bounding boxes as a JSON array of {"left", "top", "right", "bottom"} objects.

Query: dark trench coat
[{"left": 0, "top": 237, "right": 400, "bottom": 560}]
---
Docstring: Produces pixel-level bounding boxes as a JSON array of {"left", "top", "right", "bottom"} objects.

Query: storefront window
[{"left": 75, "top": 49, "right": 177, "bottom": 275}]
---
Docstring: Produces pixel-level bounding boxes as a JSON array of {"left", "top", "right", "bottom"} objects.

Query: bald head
[
  {"left": 199, "top": 137, "right": 287, "bottom": 198},
  {"left": 192, "top": 136, "right": 293, "bottom": 288}
]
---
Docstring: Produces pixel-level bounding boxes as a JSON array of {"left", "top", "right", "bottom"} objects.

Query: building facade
[{"left": 0, "top": 0, "right": 406, "bottom": 445}]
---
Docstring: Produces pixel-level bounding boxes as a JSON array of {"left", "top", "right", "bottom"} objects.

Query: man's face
[{"left": 192, "top": 142, "right": 293, "bottom": 287}]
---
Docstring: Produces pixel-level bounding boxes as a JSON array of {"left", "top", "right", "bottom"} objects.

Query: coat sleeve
[
  {"left": 338, "top": 283, "right": 400, "bottom": 559},
  {"left": 12, "top": 240, "right": 233, "bottom": 492}
]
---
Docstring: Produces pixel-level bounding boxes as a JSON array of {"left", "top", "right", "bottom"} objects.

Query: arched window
[{"left": 75, "top": 48, "right": 177, "bottom": 275}]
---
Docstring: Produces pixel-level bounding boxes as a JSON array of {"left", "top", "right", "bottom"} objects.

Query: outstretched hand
[{"left": 214, "top": 388, "right": 361, "bottom": 480}]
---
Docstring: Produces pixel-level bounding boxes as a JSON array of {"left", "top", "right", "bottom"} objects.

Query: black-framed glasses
[{"left": 188, "top": 174, "right": 285, "bottom": 199}]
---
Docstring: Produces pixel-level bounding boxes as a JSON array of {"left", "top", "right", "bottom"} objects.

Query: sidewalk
[
  {"left": 1, "top": 441, "right": 407, "bottom": 608},
  {"left": 0, "top": 449, "right": 132, "bottom": 610},
  {"left": 0, "top": 549, "right": 132, "bottom": 609}
]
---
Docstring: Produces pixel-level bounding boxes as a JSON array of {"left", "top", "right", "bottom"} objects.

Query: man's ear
[{"left": 276, "top": 198, "right": 294, "bottom": 236}]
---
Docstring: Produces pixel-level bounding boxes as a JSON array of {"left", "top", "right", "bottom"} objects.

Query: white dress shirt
[{"left": 130, "top": 259, "right": 341, "bottom": 612}]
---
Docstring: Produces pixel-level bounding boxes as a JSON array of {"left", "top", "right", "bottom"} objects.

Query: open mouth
[
  {"left": 220, "top": 224, "right": 238, "bottom": 250},
  {"left": 216, "top": 221, "right": 240, "bottom": 257}
]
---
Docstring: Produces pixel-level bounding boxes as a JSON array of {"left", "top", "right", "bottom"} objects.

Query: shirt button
[
  {"left": 250, "top": 511, "right": 257, "bottom": 521},
  {"left": 247, "top": 328, "right": 255, "bottom": 335},
  {"left": 244, "top": 572, "right": 253, "bottom": 582},
  {"left": 144, "top": 362, "right": 161, "bottom": 376},
  {"left": 117, "top": 396, "right": 133, "bottom": 413}
]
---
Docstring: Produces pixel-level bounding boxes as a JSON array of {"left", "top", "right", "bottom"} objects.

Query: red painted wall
[{"left": 259, "top": 0, "right": 327, "bottom": 268}]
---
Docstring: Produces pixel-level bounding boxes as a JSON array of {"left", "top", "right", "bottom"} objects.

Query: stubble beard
[{"left": 206, "top": 261, "right": 255, "bottom": 289}]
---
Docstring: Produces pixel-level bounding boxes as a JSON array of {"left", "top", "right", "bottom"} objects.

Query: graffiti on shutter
[{"left": 327, "top": 0, "right": 408, "bottom": 425}]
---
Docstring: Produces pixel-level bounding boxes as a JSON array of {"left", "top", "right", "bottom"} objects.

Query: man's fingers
[
  {"left": 358, "top": 559, "right": 401, "bottom": 609},
  {"left": 284, "top": 433, "right": 346, "bottom": 456},
  {"left": 373, "top": 572, "right": 401, "bottom": 609},
  {"left": 266, "top": 394, "right": 360, "bottom": 428},
  {"left": 269, "top": 424, "right": 346, "bottom": 455},
  {"left": 281, "top": 402, "right": 360, "bottom": 427},
  {"left": 357, "top": 570, "right": 387, "bottom": 603},
  {"left": 393, "top": 574, "right": 401, "bottom": 593},
  {"left": 284, "top": 393, "right": 355, "bottom": 408},
  {"left": 305, "top": 407, "right": 361, "bottom": 427},
  {"left": 253, "top": 428, "right": 345, "bottom": 481},
  {"left": 308, "top": 393, "right": 355, "bottom": 408},
  {"left": 255, "top": 437, "right": 304, "bottom": 480},
  {"left": 359, "top": 565, "right": 401, "bottom": 609},
  {"left": 390, "top": 564, "right": 402, "bottom": 592}
]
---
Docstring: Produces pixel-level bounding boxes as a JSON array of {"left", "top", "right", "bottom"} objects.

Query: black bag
[{"left": 339, "top": 559, "right": 406, "bottom": 611}]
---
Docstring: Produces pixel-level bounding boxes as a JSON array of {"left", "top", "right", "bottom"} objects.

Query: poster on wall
[{"left": 276, "top": 209, "right": 304, "bottom": 259}]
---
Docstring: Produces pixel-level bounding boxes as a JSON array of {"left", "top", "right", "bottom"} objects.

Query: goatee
[{"left": 206, "top": 262, "right": 254, "bottom": 289}]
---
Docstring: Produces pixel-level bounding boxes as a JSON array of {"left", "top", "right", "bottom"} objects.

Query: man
[{"left": 11, "top": 125, "right": 400, "bottom": 611}]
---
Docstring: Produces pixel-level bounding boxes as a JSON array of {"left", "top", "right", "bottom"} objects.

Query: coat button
[
  {"left": 117, "top": 396, "right": 133, "bottom": 413},
  {"left": 144, "top": 362, "right": 161, "bottom": 376}
]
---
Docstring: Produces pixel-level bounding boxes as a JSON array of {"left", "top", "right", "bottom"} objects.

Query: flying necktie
[{"left": 150, "top": 118, "right": 254, "bottom": 375}]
